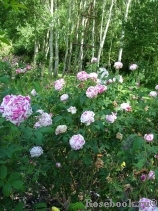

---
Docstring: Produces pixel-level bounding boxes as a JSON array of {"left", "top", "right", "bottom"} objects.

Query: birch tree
[
  {"left": 62, "top": 0, "right": 72, "bottom": 76},
  {"left": 48, "top": 0, "right": 54, "bottom": 76},
  {"left": 91, "top": 0, "right": 96, "bottom": 58},
  {"left": 97, "top": 0, "right": 115, "bottom": 65},
  {"left": 118, "top": 0, "right": 132, "bottom": 62},
  {"left": 78, "top": 0, "right": 89, "bottom": 71}
]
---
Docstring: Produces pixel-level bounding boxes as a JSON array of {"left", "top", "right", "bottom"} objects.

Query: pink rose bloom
[
  {"left": 95, "top": 84, "right": 107, "bottom": 94},
  {"left": 149, "top": 91, "right": 157, "bottom": 97},
  {"left": 148, "top": 170, "right": 155, "bottom": 180},
  {"left": 56, "top": 162, "right": 61, "bottom": 168},
  {"left": 80, "top": 111, "right": 95, "bottom": 126},
  {"left": 67, "top": 106, "right": 77, "bottom": 114},
  {"left": 55, "top": 125, "right": 67, "bottom": 135},
  {"left": 144, "top": 134, "right": 154, "bottom": 142},
  {"left": 60, "top": 94, "right": 69, "bottom": 101},
  {"left": 105, "top": 112, "right": 117, "bottom": 123},
  {"left": 141, "top": 174, "right": 147, "bottom": 181},
  {"left": 16, "top": 68, "right": 22, "bottom": 74},
  {"left": 77, "top": 71, "right": 89, "bottom": 81},
  {"left": 0, "top": 95, "right": 32, "bottom": 126},
  {"left": 54, "top": 78, "right": 65, "bottom": 91},
  {"left": 88, "top": 72, "right": 98, "bottom": 81},
  {"left": 86, "top": 86, "right": 98, "bottom": 98},
  {"left": 129, "top": 64, "right": 138, "bottom": 71},
  {"left": 69, "top": 134, "right": 85, "bottom": 150},
  {"left": 120, "top": 103, "right": 131, "bottom": 111},
  {"left": 26, "top": 65, "right": 31, "bottom": 70},
  {"left": 139, "top": 198, "right": 157, "bottom": 211},
  {"left": 155, "top": 85, "right": 158, "bottom": 90},
  {"left": 91, "top": 57, "right": 98, "bottom": 63},
  {"left": 34, "top": 111, "right": 52, "bottom": 128},
  {"left": 114, "top": 61, "right": 123, "bottom": 69}
]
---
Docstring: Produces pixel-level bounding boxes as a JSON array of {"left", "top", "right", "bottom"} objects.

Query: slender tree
[
  {"left": 49, "top": 0, "right": 54, "bottom": 76},
  {"left": 118, "top": 0, "right": 132, "bottom": 62},
  {"left": 97, "top": 0, "right": 115, "bottom": 65}
]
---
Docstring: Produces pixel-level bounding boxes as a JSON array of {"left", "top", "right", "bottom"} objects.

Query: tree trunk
[
  {"left": 62, "top": 0, "right": 72, "bottom": 76},
  {"left": 91, "top": 0, "right": 96, "bottom": 59},
  {"left": 54, "top": 0, "right": 59, "bottom": 78},
  {"left": 48, "top": 0, "right": 54, "bottom": 76},
  {"left": 78, "top": 0, "right": 88, "bottom": 72},
  {"left": 98, "top": 0, "right": 115, "bottom": 65},
  {"left": 33, "top": 39, "right": 39, "bottom": 67},
  {"left": 118, "top": 0, "right": 132, "bottom": 62}
]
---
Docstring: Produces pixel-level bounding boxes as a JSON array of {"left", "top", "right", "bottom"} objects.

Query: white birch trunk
[
  {"left": 33, "top": 39, "right": 39, "bottom": 67},
  {"left": 54, "top": 0, "right": 59, "bottom": 77},
  {"left": 48, "top": 0, "right": 54, "bottom": 75},
  {"left": 97, "top": 0, "right": 115, "bottom": 65},
  {"left": 91, "top": 0, "right": 96, "bottom": 58},
  {"left": 118, "top": 0, "right": 132, "bottom": 62},
  {"left": 62, "top": 0, "right": 72, "bottom": 76},
  {"left": 99, "top": 0, "right": 106, "bottom": 45},
  {"left": 78, "top": 0, "right": 88, "bottom": 71}
]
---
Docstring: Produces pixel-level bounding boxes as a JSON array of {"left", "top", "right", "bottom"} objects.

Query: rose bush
[{"left": 0, "top": 60, "right": 158, "bottom": 211}]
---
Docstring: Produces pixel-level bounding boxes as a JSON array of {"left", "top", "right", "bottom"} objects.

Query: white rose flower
[{"left": 30, "top": 146, "right": 43, "bottom": 157}]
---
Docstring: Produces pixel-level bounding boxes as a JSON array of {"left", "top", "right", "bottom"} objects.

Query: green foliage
[
  {"left": 68, "top": 202, "right": 85, "bottom": 211},
  {"left": 0, "top": 60, "right": 157, "bottom": 210}
]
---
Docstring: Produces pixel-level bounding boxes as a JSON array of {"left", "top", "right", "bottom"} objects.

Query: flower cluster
[
  {"left": 69, "top": 134, "right": 85, "bottom": 150},
  {"left": 86, "top": 84, "right": 107, "bottom": 98},
  {"left": 77, "top": 71, "right": 89, "bottom": 81},
  {"left": 141, "top": 170, "right": 155, "bottom": 181},
  {"left": 55, "top": 125, "right": 67, "bottom": 135},
  {"left": 34, "top": 110, "right": 52, "bottom": 128},
  {"left": 144, "top": 134, "right": 154, "bottom": 142},
  {"left": 105, "top": 112, "right": 117, "bottom": 123},
  {"left": 60, "top": 94, "right": 69, "bottom": 102},
  {"left": 139, "top": 198, "right": 157, "bottom": 211},
  {"left": 149, "top": 91, "right": 157, "bottom": 97},
  {"left": 129, "top": 64, "right": 138, "bottom": 71},
  {"left": 91, "top": 57, "right": 98, "bottom": 63},
  {"left": 114, "top": 61, "right": 123, "bottom": 69},
  {"left": 54, "top": 78, "right": 65, "bottom": 91},
  {"left": 80, "top": 111, "right": 95, "bottom": 126},
  {"left": 0, "top": 95, "right": 32, "bottom": 125},
  {"left": 16, "top": 65, "right": 31, "bottom": 74},
  {"left": 88, "top": 72, "right": 98, "bottom": 82},
  {"left": 67, "top": 106, "right": 77, "bottom": 114},
  {"left": 120, "top": 103, "right": 131, "bottom": 111},
  {"left": 30, "top": 146, "right": 43, "bottom": 158}
]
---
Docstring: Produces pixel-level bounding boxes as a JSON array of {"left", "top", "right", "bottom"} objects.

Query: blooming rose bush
[{"left": 0, "top": 61, "right": 158, "bottom": 211}]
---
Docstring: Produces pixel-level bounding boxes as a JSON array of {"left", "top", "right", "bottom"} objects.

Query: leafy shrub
[{"left": 0, "top": 62, "right": 158, "bottom": 211}]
